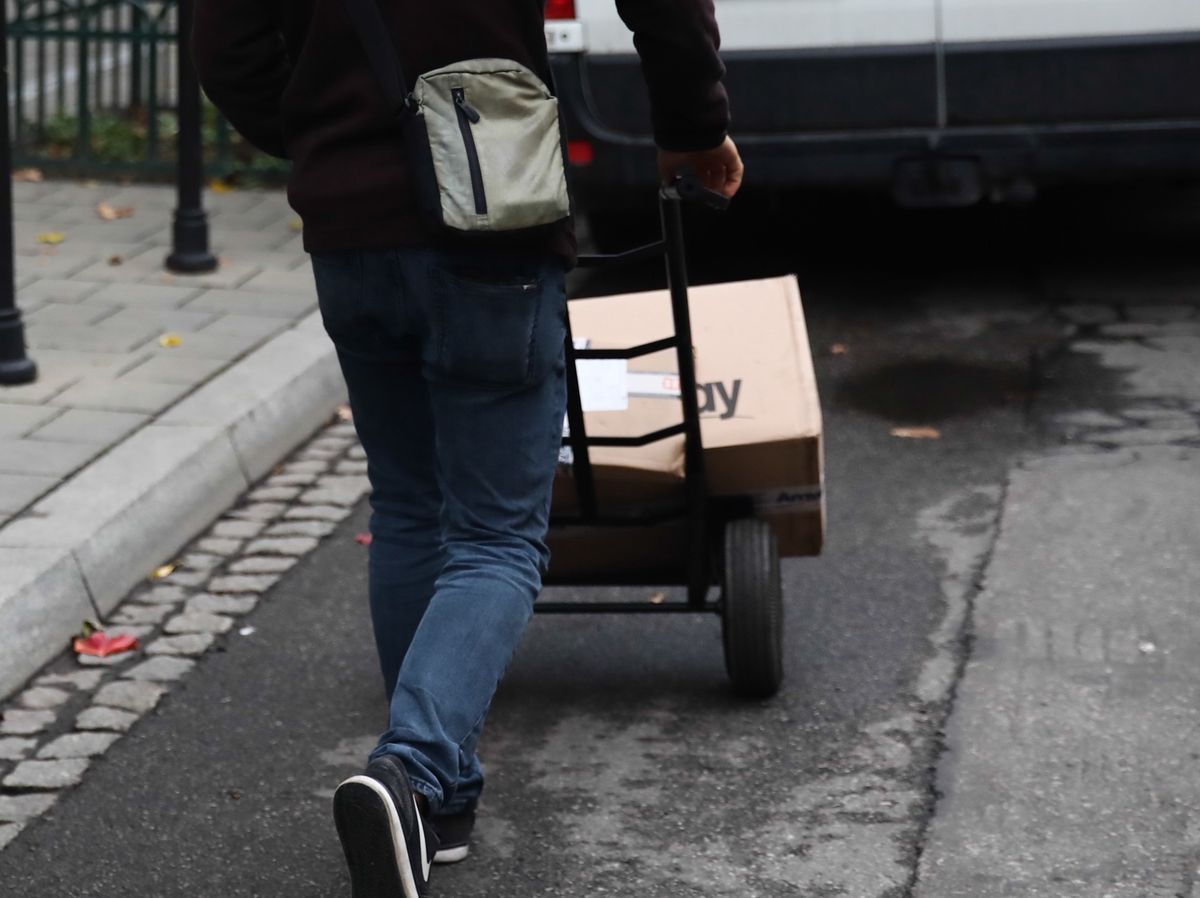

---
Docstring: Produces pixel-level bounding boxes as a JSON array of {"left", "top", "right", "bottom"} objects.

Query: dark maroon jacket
[{"left": 192, "top": 0, "right": 729, "bottom": 263}]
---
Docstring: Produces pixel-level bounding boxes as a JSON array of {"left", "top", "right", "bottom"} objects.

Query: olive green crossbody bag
[{"left": 343, "top": 0, "right": 572, "bottom": 234}]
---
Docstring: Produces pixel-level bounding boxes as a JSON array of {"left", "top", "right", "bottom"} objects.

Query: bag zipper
[{"left": 452, "top": 88, "right": 487, "bottom": 215}]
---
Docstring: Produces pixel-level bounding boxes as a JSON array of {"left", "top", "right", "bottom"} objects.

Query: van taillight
[
  {"left": 545, "top": 0, "right": 576, "bottom": 20},
  {"left": 567, "top": 140, "right": 594, "bottom": 166}
]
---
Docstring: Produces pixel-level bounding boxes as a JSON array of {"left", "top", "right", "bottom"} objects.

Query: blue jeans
[{"left": 312, "top": 246, "right": 567, "bottom": 815}]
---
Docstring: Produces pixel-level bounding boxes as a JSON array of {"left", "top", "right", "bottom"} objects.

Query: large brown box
[{"left": 546, "top": 274, "right": 824, "bottom": 582}]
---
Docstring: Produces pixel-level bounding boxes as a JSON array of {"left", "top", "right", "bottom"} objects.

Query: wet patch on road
[{"left": 837, "top": 359, "right": 1035, "bottom": 423}]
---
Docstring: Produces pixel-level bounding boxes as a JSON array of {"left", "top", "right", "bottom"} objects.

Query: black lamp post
[
  {"left": 165, "top": 0, "right": 217, "bottom": 274},
  {"left": 0, "top": 7, "right": 37, "bottom": 385}
]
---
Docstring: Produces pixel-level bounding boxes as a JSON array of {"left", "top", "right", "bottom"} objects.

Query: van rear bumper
[{"left": 552, "top": 31, "right": 1200, "bottom": 209}]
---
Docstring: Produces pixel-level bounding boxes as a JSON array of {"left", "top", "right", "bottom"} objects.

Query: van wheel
[{"left": 721, "top": 518, "right": 784, "bottom": 698}]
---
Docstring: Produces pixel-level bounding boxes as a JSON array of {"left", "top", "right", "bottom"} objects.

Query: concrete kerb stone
[
  {"left": 185, "top": 594, "right": 257, "bottom": 616},
  {"left": 163, "top": 612, "right": 234, "bottom": 636},
  {"left": 0, "top": 549, "right": 94, "bottom": 700},
  {"left": 120, "top": 656, "right": 196, "bottom": 683},
  {"left": 37, "top": 670, "right": 104, "bottom": 690},
  {"left": 36, "top": 732, "right": 121, "bottom": 759},
  {"left": 0, "top": 792, "right": 57, "bottom": 822},
  {"left": 0, "top": 310, "right": 347, "bottom": 703},
  {"left": 16, "top": 687, "right": 70, "bottom": 710},
  {"left": 158, "top": 313, "right": 346, "bottom": 484},
  {"left": 3, "top": 758, "right": 90, "bottom": 790},
  {"left": 74, "top": 706, "right": 139, "bottom": 732},
  {"left": 264, "top": 520, "right": 337, "bottom": 538},
  {"left": 0, "top": 823, "right": 22, "bottom": 850},
  {"left": 0, "top": 738, "right": 36, "bottom": 761},
  {"left": 0, "top": 424, "right": 249, "bottom": 617},
  {"left": 92, "top": 681, "right": 166, "bottom": 714},
  {"left": 110, "top": 604, "right": 175, "bottom": 626},
  {"left": 75, "top": 650, "right": 136, "bottom": 669},
  {"left": 145, "top": 634, "right": 216, "bottom": 657},
  {"left": 244, "top": 536, "right": 320, "bottom": 556},
  {"left": 0, "top": 710, "right": 56, "bottom": 736},
  {"left": 228, "top": 556, "right": 298, "bottom": 575}
]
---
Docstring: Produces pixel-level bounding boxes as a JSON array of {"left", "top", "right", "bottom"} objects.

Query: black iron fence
[{"left": 6, "top": 0, "right": 284, "bottom": 182}]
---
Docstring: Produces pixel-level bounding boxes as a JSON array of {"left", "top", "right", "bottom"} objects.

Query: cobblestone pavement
[
  {"left": 1, "top": 179, "right": 312, "bottom": 527},
  {"left": 0, "top": 410, "right": 363, "bottom": 849}
]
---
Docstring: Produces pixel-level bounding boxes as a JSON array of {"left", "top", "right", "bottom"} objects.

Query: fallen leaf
[
  {"left": 830, "top": 343, "right": 849, "bottom": 355},
  {"left": 108, "top": 255, "right": 123, "bottom": 266},
  {"left": 151, "top": 562, "right": 177, "bottom": 579},
  {"left": 648, "top": 592, "right": 666, "bottom": 604},
  {"left": 73, "top": 630, "right": 139, "bottom": 658},
  {"left": 355, "top": 532, "right": 373, "bottom": 546},
  {"left": 13, "top": 168, "right": 44, "bottom": 182},
  {"left": 891, "top": 426, "right": 941, "bottom": 440},
  {"left": 35, "top": 231, "right": 65, "bottom": 245},
  {"left": 159, "top": 333, "right": 183, "bottom": 348},
  {"left": 208, "top": 177, "right": 234, "bottom": 194},
  {"left": 288, "top": 217, "right": 304, "bottom": 233},
  {"left": 96, "top": 201, "right": 135, "bottom": 221},
  {"left": 228, "top": 790, "right": 242, "bottom": 801},
  {"left": 336, "top": 404, "right": 353, "bottom": 422}
]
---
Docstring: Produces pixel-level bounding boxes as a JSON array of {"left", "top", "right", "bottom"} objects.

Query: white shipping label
[
  {"left": 573, "top": 338, "right": 629, "bottom": 412},
  {"left": 577, "top": 359, "right": 629, "bottom": 411}
]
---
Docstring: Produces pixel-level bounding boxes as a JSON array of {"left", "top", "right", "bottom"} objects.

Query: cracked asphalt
[{"left": 3, "top": 184, "right": 1199, "bottom": 896}]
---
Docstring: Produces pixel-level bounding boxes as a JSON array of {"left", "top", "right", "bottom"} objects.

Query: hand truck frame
[{"left": 537, "top": 174, "right": 785, "bottom": 698}]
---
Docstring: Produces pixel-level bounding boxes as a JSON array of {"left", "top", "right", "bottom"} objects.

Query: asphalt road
[{"left": 4, "top": 184, "right": 1195, "bottom": 897}]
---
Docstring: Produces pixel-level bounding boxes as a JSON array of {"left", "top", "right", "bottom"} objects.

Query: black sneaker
[
  {"left": 333, "top": 756, "right": 439, "bottom": 898},
  {"left": 431, "top": 807, "right": 476, "bottom": 864}
]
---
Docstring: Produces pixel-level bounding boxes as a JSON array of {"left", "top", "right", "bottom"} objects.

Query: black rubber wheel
[{"left": 721, "top": 518, "right": 784, "bottom": 698}]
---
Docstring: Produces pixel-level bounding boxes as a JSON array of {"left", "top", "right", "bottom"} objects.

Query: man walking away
[{"left": 193, "top": 1, "right": 742, "bottom": 895}]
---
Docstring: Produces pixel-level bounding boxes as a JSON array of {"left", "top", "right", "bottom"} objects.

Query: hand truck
[{"left": 537, "top": 174, "right": 785, "bottom": 699}]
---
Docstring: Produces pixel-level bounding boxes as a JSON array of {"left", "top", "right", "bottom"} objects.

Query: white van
[{"left": 546, "top": 0, "right": 1200, "bottom": 217}]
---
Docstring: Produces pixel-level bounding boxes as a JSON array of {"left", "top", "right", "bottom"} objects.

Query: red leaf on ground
[
  {"left": 73, "top": 631, "right": 139, "bottom": 658},
  {"left": 355, "top": 532, "right": 373, "bottom": 546}
]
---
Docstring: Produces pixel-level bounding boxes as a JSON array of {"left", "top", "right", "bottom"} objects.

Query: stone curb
[
  {"left": 0, "top": 311, "right": 345, "bottom": 700},
  {"left": 0, "top": 413, "right": 363, "bottom": 846}
]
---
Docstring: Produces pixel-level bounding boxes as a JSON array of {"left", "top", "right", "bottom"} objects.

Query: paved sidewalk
[
  {"left": 3, "top": 179, "right": 312, "bottom": 525},
  {"left": 0, "top": 179, "right": 345, "bottom": 700}
]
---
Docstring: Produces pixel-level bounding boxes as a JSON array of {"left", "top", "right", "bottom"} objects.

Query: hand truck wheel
[{"left": 720, "top": 517, "right": 784, "bottom": 698}]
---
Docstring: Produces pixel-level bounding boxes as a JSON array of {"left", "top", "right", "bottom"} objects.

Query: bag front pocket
[
  {"left": 415, "top": 60, "right": 571, "bottom": 233},
  {"left": 452, "top": 88, "right": 488, "bottom": 216}
]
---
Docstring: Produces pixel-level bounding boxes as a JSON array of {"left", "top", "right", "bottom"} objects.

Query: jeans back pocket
[{"left": 431, "top": 266, "right": 564, "bottom": 388}]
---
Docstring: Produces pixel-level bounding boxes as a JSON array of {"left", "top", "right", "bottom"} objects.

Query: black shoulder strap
[{"left": 342, "top": 0, "right": 410, "bottom": 117}]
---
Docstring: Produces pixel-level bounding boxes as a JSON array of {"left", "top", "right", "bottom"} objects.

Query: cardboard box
[{"left": 547, "top": 274, "right": 824, "bottom": 583}]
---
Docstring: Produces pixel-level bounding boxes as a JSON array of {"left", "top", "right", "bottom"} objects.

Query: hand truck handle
[
  {"left": 663, "top": 170, "right": 732, "bottom": 213},
  {"left": 576, "top": 172, "right": 730, "bottom": 270}
]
